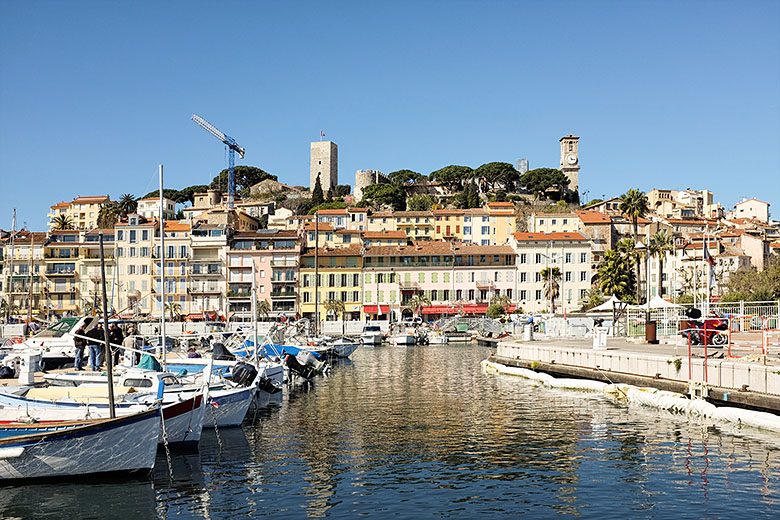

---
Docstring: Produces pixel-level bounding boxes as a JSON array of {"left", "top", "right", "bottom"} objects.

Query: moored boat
[{"left": 0, "top": 408, "right": 160, "bottom": 480}]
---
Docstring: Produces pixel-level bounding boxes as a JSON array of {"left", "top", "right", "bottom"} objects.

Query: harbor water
[{"left": 3, "top": 342, "right": 780, "bottom": 519}]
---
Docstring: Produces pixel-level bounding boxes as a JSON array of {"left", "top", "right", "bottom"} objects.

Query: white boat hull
[
  {"left": 0, "top": 409, "right": 160, "bottom": 480},
  {"left": 203, "top": 386, "right": 254, "bottom": 428},
  {"left": 391, "top": 334, "right": 416, "bottom": 346},
  {"left": 361, "top": 333, "right": 383, "bottom": 345}
]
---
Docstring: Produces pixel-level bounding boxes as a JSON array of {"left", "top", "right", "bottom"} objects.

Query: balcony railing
[
  {"left": 45, "top": 269, "right": 76, "bottom": 276},
  {"left": 227, "top": 290, "right": 251, "bottom": 298},
  {"left": 191, "top": 268, "right": 222, "bottom": 276},
  {"left": 44, "top": 252, "right": 79, "bottom": 259},
  {"left": 475, "top": 280, "right": 495, "bottom": 290},
  {"left": 399, "top": 280, "right": 420, "bottom": 290},
  {"left": 270, "top": 291, "right": 296, "bottom": 299},
  {"left": 270, "top": 261, "right": 298, "bottom": 268},
  {"left": 190, "top": 285, "right": 222, "bottom": 294}
]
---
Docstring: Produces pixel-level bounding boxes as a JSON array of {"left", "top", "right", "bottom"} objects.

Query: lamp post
[{"left": 634, "top": 240, "right": 649, "bottom": 324}]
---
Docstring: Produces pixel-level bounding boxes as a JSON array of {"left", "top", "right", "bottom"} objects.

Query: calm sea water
[{"left": 3, "top": 343, "right": 779, "bottom": 519}]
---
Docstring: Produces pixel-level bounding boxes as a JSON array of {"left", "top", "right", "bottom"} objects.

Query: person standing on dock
[
  {"left": 86, "top": 324, "right": 103, "bottom": 371},
  {"left": 108, "top": 323, "right": 124, "bottom": 366},
  {"left": 73, "top": 325, "right": 86, "bottom": 371}
]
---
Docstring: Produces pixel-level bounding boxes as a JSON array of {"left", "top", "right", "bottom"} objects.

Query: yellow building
[
  {"left": 299, "top": 245, "right": 363, "bottom": 321},
  {"left": 47, "top": 195, "right": 113, "bottom": 231},
  {"left": 43, "top": 230, "right": 81, "bottom": 316},
  {"left": 366, "top": 211, "right": 434, "bottom": 241},
  {"left": 433, "top": 209, "right": 465, "bottom": 241}
]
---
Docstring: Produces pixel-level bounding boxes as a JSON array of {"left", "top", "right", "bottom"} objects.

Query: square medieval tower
[{"left": 310, "top": 141, "right": 338, "bottom": 194}]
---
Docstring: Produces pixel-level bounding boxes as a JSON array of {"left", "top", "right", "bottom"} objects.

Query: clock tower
[{"left": 559, "top": 134, "right": 580, "bottom": 194}]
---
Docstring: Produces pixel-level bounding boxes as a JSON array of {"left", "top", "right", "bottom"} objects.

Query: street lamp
[{"left": 634, "top": 240, "right": 647, "bottom": 306}]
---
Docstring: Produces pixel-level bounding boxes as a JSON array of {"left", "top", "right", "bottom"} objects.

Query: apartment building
[
  {"left": 511, "top": 232, "right": 592, "bottom": 313},
  {"left": 1, "top": 231, "right": 47, "bottom": 318},
  {"left": 47, "top": 195, "right": 112, "bottom": 231},
  {"left": 362, "top": 241, "right": 517, "bottom": 321},
  {"left": 188, "top": 224, "right": 229, "bottom": 318},
  {"left": 114, "top": 214, "right": 157, "bottom": 317},
  {"left": 227, "top": 230, "right": 302, "bottom": 321},
  {"left": 299, "top": 245, "right": 363, "bottom": 322},
  {"left": 367, "top": 211, "right": 434, "bottom": 241}
]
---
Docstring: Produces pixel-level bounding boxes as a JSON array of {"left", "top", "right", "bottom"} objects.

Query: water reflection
[{"left": 5, "top": 344, "right": 780, "bottom": 518}]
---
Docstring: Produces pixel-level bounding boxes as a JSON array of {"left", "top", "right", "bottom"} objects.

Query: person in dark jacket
[
  {"left": 73, "top": 325, "right": 87, "bottom": 370},
  {"left": 108, "top": 324, "right": 124, "bottom": 366},
  {"left": 87, "top": 324, "right": 104, "bottom": 371}
]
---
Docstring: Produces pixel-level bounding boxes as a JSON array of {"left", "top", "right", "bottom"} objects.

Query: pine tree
[{"left": 312, "top": 174, "right": 324, "bottom": 206}]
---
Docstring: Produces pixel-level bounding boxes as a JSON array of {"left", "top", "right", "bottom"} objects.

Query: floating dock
[{"left": 489, "top": 336, "right": 780, "bottom": 415}]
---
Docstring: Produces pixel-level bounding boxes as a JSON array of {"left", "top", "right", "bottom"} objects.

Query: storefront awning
[{"left": 363, "top": 305, "right": 390, "bottom": 314}]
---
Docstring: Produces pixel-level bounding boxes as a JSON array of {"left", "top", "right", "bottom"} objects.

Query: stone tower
[
  {"left": 559, "top": 134, "right": 580, "bottom": 193},
  {"left": 310, "top": 141, "right": 338, "bottom": 194}
]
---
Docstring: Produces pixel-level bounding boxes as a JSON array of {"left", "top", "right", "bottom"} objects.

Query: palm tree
[
  {"left": 539, "top": 267, "right": 561, "bottom": 313},
  {"left": 494, "top": 293, "right": 511, "bottom": 312},
  {"left": 117, "top": 194, "right": 138, "bottom": 219},
  {"left": 648, "top": 231, "right": 673, "bottom": 299},
  {"left": 582, "top": 289, "right": 605, "bottom": 311},
  {"left": 165, "top": 301, "right": 182, "bottom": 321},
  {"left": 408, "top": 293, "right": 431, "bottom": 318},
  {"left": 257, "top": 300, "right": 270, "bottom": 321},
  {"left": 97, "top": 202, "right": 120, "bottom": 228},
  {"left": 619, "top": 189, "right": 649, "bottom": 304},
  {"left": 51, "top": 214, "right": 74, "bottom": 230},
  {"left": 598, "top": 249, "right": 634, "bottom": 302},
  {"left": 325, "top": 298, "right": 346, "bottom": 335},
  {"left": 616, "top": 238, "right": 639, "bottom": 303},
  {"left": 1, "top": 298, "right": 19, "bottom": 323}
]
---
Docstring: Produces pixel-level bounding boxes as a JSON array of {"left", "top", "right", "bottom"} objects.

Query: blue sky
[{"left": 1, "top": 0, "right": 778, "bottom": 230}]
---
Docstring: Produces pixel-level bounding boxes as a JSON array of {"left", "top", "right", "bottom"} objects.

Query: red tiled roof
[
  {"left": 363, "top": 230, "right": 407, "bottom": 239},
  {"left": 50, "top": 201, "right": 70, "bottom": 209},
  {"left": 513, "top": 232, "right": 589, "bottom": 242},
  {"left": 575, "top": 210, "right": 610, "bottom": 224},
  {"left": 72, "top": 195, "right": 111, "bottom": 203},
  {"left": 302, "top": 244, "right": 364, "bottom": 257},
  {"left": 735, "top": 198, "right": 770, "bottom": 206}
]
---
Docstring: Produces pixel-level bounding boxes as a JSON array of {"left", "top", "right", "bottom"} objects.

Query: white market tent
[
  {"left": 647, "top": 295, "right": 682, "bottom": 309},
  {"left": 590, "top": 295, "right": 623, "bottom": 312}
]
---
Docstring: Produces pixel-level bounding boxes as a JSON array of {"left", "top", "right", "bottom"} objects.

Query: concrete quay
[{"left": 491, "top": 335, "right": 780, "bottom": 415}]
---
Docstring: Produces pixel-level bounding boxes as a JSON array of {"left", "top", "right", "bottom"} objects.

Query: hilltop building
[{"left": 310, "top": 141, "right": 338, "bottom": 194}]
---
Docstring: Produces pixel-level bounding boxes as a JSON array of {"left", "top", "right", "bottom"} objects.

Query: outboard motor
[
  {"left": 258, "top": 376, "right": 283, "bottom": 394},
  {"left": 232, "top": 361, "right": 258, "bottom": 387},
  {"left": 284, "top": 353, "right": 319, "bottom": 380},
  {"left": 211, "top": 342, "right": 236, "bottom": 361}
]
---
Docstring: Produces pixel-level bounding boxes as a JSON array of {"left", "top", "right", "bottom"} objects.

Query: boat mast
[
  {"left": 5, "top": 210, "right": 16, "bottom": 323},
  {"left": 99, "top": 230, "right": 116, "bottom": 418},
  {"left": 251, "top": 259, "right": 258, "bottom": 361},
  {"left": 158, "top": 164, "right": 167, "bottom": 369},
  {"left": 27, "top": 232, "right": 34, "bottom": 324}
]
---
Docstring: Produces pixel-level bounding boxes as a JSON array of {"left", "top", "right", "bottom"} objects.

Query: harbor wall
[{"left": 496, "top": 342, "right": 780, "bottom": 397}]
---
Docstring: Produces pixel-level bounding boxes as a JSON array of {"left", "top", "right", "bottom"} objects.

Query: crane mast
[{"left": 191, "top": 114, "right": 245, "bottom": 209}]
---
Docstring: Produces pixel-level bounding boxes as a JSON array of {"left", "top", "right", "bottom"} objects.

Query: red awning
[
  {"left": 363, "top": 305, "right": 389, "bottom": 314},
  {"left": 421, "top": 305, "right": 459, "bottom": 315},
  {"left": 461, "top": 304, "right": 489, "bottom": 314}
]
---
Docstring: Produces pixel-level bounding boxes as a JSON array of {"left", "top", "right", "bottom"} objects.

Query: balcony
[
  {"left": 227, "top": 290, "right": 251, "bottom": 299},
  {"left": 270, "top": 291, "right": 296, "bottom": 299},
  {"left": 399, "top": 280, "right": 421, "bottom": 291},
  {"left": 191, "top": 268, "right": 222, "bottom": 276},
  {"left": 475, "top": 280, "right": 495, "bottom": 290},
  {"left": 271, "top": 278, "right": 296, "bottom": 284},
  {"left": 190, "top": 285, "right": 222, "bottom": 294},
  {"left": 44, "top": 251, "right": 79, "bottom": 259},
  {"left": 270, "top": 261, "right": 298, "bottom": 268},
  {"left": 45, "top": 269, "right": 76, "bottom": 276}
]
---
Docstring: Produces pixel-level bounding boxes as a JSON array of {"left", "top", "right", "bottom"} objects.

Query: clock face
[{"left": 566, "top": 153, "right": 577, "bottom": 165}]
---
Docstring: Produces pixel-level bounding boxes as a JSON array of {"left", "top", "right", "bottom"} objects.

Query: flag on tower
[{"left": 321, "top": 131, "right": 325, "bottom": 137}]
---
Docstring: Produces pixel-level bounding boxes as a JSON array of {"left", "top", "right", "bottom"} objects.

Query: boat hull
[{"left": 0, "top": 409, "right": 160, "bottom": 480}]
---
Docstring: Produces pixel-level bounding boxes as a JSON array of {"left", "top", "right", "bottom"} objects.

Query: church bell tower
[{"left": 559, "top": 134, "right": 580, "bottom": 194}]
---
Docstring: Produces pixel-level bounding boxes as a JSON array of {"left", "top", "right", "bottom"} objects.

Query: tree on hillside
[
  {"left": 407, "top": 194, "right": 434, "bottom": 211},
  {"left": 429, "top": 165, "right": 473, "bottom": 193},
  {"left": 474, "top": 162, "right": 520, "bottom": 192},
  {"left": 455, "top": 182, "right": 481, "bottom": 209},
  {"left": 52, "top": 214, "right": 74, "bottom": 230},
  {"left": 388, "top": 169, "right": 424, "bottom": 186},
  {"left": 141, "top": 189, "right": 182, "bottom": 202},
  {"left": 311, "top": 174, "right": 324, "bottom": 206},
  {"left": 333, "top": 185, "right": 352, "bottom": 198},
  {"left": 280, "top": 197, "right": 314, "bottom": 215},
  {"left": 619, "top": 189, "right": 649, "bottom": 303},
  {"left": 209, "top": 166, "right": 277, "bottom": 197},
  {"left": 518, "top": 168, "right": 570, "bottom": 200},
  {"left": 361, "top": 184, "right": 406, "bottom": 211},
  {"left": 177, "top": 185, "right": 210, "bottom": 205},
  {"left": 309, "top": 202, "right": 348, "bottom": 214}
]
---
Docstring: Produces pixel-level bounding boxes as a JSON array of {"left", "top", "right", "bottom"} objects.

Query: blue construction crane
[{"left": 191, "top": 114, "right": 245, "bottom": 209}]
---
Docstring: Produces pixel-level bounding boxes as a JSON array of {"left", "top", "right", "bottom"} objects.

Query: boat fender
[{"left": 0, "top": 448, "right": 25, "bottom": 459}]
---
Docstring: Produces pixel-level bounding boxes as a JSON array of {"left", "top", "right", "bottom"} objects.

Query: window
[
  {"left": 519, "top": 253, "right": 527, "bottom": 264},
  {"left": 520, "top": 272, "right": 527, "bottom": 283},
  {"left": 494, "top": 271, "right": 500, "bottom": 282},
  {"left": 580, "top": 271, "right": 587, "bottom": 282},
  {"left": 565, "top": 253, "right": 572, "bottom": 263},
  {"left": 506, "top": 289, "right": 512, "bottom": 299},
  {"left": 468, "top": 289, "right": 475, "bottom": 300},
  {"left": 142, "top": 230, "right": 149, "bottom": 241},
  {"left": 464, "top": 226, "right": 472, "bottom": 235},
  {"left": 129, "top": 230, "right": 137, "bottom": 243},
  {"left": 565, "top": 271, "right": 572, "bottom": 282},
  {"left": 468, "top": 272, "right": 475, "bottom": 283},
  {"left": 480, "top": 255, "right": 486, "bottom": 263},
  {"left": 443, "top": 290, "right": 449, "bottom": 301},
  {"left": 431, "top": 290, "right": 437, "bottom": 301},
  {"left": 128, "top": 265, "right": 136, "bottom": 274},
  {"left": 129, "top": 247, "right": 137, "bottom": 257},
  {"left": 580, "top": 252, "right": 588, "bottom": 263},
  {"left": 563, "top": 219, "right": 568, "bottom": 225},
  {"left": 535, "top": 273, "right": 541, "bottom": 282},
  {"left": 117, "top": 230, "right": 124, "bottom": 241},
  {"left": 552, "top": 219, "right": 557, "bottom": 225},
  {"left": 535, "top": 290, "right": 542, "bottom": 300},
  {"left": 481, "top": 226, "right": 490, "bottom": 235},
  {"left": 535, "top": 253, "right": 543, "bottom": 263},
  {"left": 520, "top": 290, "right": 527, "bottom": 300},
  {"left": 456, "top": 289, "right": 462, "bottom": 300},
  {"left": 140, "top": 247, "right": 149, "bottom": 257},
  {"left": 539, "top": 219, "right": 544, "bottom": 225},
  {"left": 303, "top": 292, "right": 311, "bottom": 303}
]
